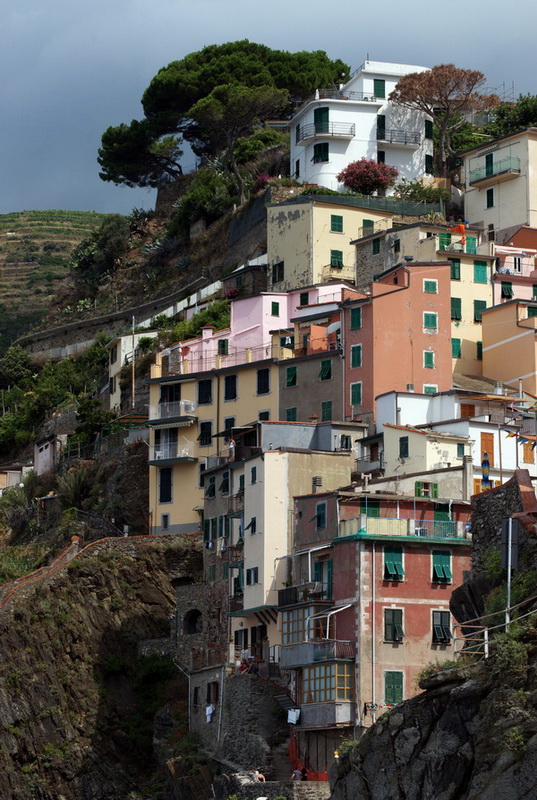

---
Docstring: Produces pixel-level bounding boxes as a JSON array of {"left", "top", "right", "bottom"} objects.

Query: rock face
[
  {"left": 329, "top": 658, "right": 537, "bottom": 800},
  {"left": 0, "top": 535, "right": 202, "bottom": 800}
]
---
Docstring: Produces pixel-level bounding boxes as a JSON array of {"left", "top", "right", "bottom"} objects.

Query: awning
[
  {"left": 326, "top": 321, "right": 341, "bottom": 334},
  {"left": 152, "top": 419, "right": 195, "bottom": 430},
  {"left": 308, "top": 603, "right": 353, "bottom": 621}
]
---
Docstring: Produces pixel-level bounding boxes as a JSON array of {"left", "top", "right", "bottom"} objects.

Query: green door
[
  {"left": 438, "top": 232, "right": 451, "bottom": 251},
  {"left": 314, "top": 107, "right": 329, "bottom": 134},
  {"left": 485, "top": 153, "right": 494, "bottom": 177},
  {"left": 434, "top": 503, "right": 450, "bottom": 537}
]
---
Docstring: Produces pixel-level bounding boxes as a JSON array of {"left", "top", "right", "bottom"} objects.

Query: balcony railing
[
  {"left": 355, "top": 457, "right": 385, "bottom": 474},
  {"left": 298, "top": 701, "right": 355, "bottom": 728},
  {"left": 295, "top": 89, "right": 382, "bottom": 114},
  {"left": 228, "top": 491, "right": 244, "bottom": 515},
  {"left": 436, "top": 235, "right": 478, "bottom": 255},
  {"left": 377, "top": 128, "right": 421, "bottom": 145},
  {"left": 469, "top": 156, "right": 521, "bottom": 185},
  {"left": 298, "top": 122, "right": 355, "bottom": 143},
  {"left": 338, "top": 516, "right": 470, "bottom": 540},
  {"left": 278, "top": 581, "right": 332, "bottom": 607},
  {"left": 280, "top": 639, "right": 355, "bottom": 669},
  {"left": 148, "top": 444, "right": 195, "bottom": 461},
  {"left": 229, "top": 593, "right": 243, "bottom": 613},
  {"left": 149, "top": 400, "right": 197, "bottom": 420}
]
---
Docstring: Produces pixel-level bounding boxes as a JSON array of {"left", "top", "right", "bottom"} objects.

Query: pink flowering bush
[{"left": 337, "top": 159, "right": 399, "bottom": 196}]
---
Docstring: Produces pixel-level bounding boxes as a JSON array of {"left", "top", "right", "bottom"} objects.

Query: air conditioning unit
[{"left": 415, "top": 527, "right": 428, "bottom": 537}]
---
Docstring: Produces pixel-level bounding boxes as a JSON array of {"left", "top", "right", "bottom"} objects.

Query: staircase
[{"left": 270, "top": 738, "right": 293, "bottom": 782}]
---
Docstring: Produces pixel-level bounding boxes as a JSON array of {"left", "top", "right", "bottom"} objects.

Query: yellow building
[
  {"left": 482, "top": 299, "right": 537, "bottom": 392},
  {"left": 267, "top": 195, "right": 393, "bottom": 291},
  {"left": 148, "top": 353, "right": 281, "bottom": 534}
]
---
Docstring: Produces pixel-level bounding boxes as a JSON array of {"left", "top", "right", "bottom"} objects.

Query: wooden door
[{"left": 481, "top": 432, "right": 494, "bottom": 467}]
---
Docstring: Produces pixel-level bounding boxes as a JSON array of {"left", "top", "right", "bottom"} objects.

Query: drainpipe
[
  {"left": 217, "top": 664, "right": 226, "bottom": 742},
  {"left": 371, "top": 541, "right": 376, "bottom": 724}
]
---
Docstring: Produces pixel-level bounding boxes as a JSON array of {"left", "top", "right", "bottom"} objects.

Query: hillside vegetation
[{"left": 0, "top": 211, "right": 108, "bottom": 353}]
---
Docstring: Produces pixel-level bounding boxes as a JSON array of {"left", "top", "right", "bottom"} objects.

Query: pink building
[{"left": 492, "top": 243, "right": 537, "bottom": 305}]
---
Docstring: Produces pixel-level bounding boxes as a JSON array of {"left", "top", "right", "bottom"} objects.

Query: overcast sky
[{"left": 2, "top": 0, "right": 535, "bottom": 217}]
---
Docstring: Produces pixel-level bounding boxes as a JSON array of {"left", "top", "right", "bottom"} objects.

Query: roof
[
  {"left": 456, "top": 126, "right": 537, "bottom": 157},
  {"left": 452, "top": 373, "right": 517, "bottom": 394}
]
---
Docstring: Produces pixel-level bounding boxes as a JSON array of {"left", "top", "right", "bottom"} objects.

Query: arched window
[{"left": 184, "top": 609, "right": 202, "bottom": 634}]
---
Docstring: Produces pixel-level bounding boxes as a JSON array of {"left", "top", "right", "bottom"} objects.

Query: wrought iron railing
[
  {"left": 298, "top": 122, "right": 355, "bottom": 142},
  {"left": 377, "top": 128, "right": 421, "bottom": 145}
]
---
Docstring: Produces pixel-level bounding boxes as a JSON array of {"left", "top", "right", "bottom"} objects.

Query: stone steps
[{"left": 270, "top": 738, "right": 293, "bottom": 782}]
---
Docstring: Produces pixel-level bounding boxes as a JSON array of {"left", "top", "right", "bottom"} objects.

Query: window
[
  {"left": 361, "top": 499, "right": 380, "bottom": 518},
  {"left": 286, "top": 366, "right": 297, "bottom": 388},
  {"left": 377, "top": 150, "right": 385, "bottom": 164},
  {"left": 271, "top": 301, "right": 280, "bottom": 316},
  {"left": 432, "top": 550, "right": 452, "bottom": 583},
  {"left": 110, "top": 344, "right": 118, "bottom": 364},
  {"left": 257, "top": 368, "right": 270, "bottom": 395},
  {"left": 423, "top": 312, "right": 438, "bottom": 330},
  {"left": 251, "top": 466, "right": 257, "bottom": 484},
  {"left": 473, "top": 261, "right": 488, "bottom": 283},
  {"left": 302, "top": 663, "right": 354, "bottom": 703},
  {"left": 351, "top": 344, "right": 362, "bottom": 368},
  {"left": 460, "top": 403, "right": 475, "bottom": 418},
  {"left": 449, "top": 258, "right": 461, "bottom": 280},
  {"left": 476, "top": 341, "right": 483, "bottom": 361},
  {"left": 205, "top": 477, "right": 216, "bottom": 498},
  {"left": 282, "top": 606, "right": 323, "bottom": 644},
  {"left": 280, "top": 334, "right": 295, "bottom": 349},
  {"left": 424, "top": 384, "right": 438, "bottom": 395},
  {"left": 331, "top": 214, "right": 343, "bottom": 233},
  {"left": 452, "top": 338, "right": 461, "bottom": 358},
  {"left": 311, "top": 502, "right": 326, "bottom": 530},
  {"left": 488, "top": 224, "right": 495, "bottom": 242},
  {"left": 319, "top": 359, "right": 332, "bottom": 380},
  {"left": 161, "top": 514, "right": 169, "bottom": 531},
  {"left": 451, "top": 297, "right": 462, "bottom": 320},
  {"left": 393, "top": 238, "right": 401, "bottom": 254},
  {"left": 486, "top": 188, "right": 494, "bottom": 208},
  {"left": 330, "top": 249, "right": 343, "bottom": 267},
  {"left": 258, "top": 410, "right": 270, "bottom": 421},
  {"left": 286, "top": 407, "right": 297, "bottom": 421},
  {"left": 219, "top": 471, "right": 230, "bottom": 494},
  {"left": 244, "top": 516, "right": 257, "bottom": 534},
  {"left": 321, "top": 401, "right": 332, "bottom": 421},
  {"left": 109, "top": 376, "right": 116, "bottom": 395},
  {"left": 199, "top": 421, "right": 212, "bottom": 447},
  {"left": 340, "top": 434, "right": 352, "bottom": 450},
  {"left": 313, "top": 142, "right": 329, "bottom": 163},
  {"left": 415, "top": 480, "right": 439, "bottom": 498},
  {"left": 206, "top": 681, "right": 219, "bottom": 704},
  {"left": 350, "top": 307, "right": 362, "bottom": 330},
  {"left": 466, "top": 236, "right": 477, "bottom": 255},
  {"left": 363, "top": 218, "right": 374, "bottom": 233},
  {"left": 425, "top": 154, "right": 434, "bottom": 175},
  {"left": 224, "top": 416, "right": 235, "bottom": 436},
  {"left": 474, "top": 300, "right": 487, "bottom": 322},
  {"left": 224, "top": 374, "right": 237, "bottom": 401},
  {"left": 239, "top": 474, "right": 245, "bottom": 492},
  {"left": 218, "top": 339, "right": 228, "bottom": 355},
  {"left": 501, "top": 281, "right": 513, "bottom": 298},
  {"left": 246, "top": 567, "right": 259, "bottom": 585},
  {"left": 272, "top": 261, "right": 284, "bottom": 283},
  {"left": 425, "top": 119, "right": 434, "bottom": 139},
  {"left": 199, "top": 463, "right": 206, "bottom": 488},
  {"left": 399, "top": 436, "right": 409, "bottom": 459},
  {"left": 385, "top": 671, "right": 403, "bottom": 704},
  {"left": 295, "top": 124, "right": 300, "bottom": 144},
  {"left": 384, "top": 546, "right": 404, "bottom": 580},
  {"left": 423, "top": 350, "right": 435, "bottom": 369},
  {"left": 384, "top": 608, "right": 404, "bottom": 642},
  {"left": 424, "top": 279, "right": 438, "bottom": 294},
  {"left": 432, "top": 610, "right": 452, "bottom": 643},
  {"left": 350, "top": 382, "right": 362, "bottom": 406},
  {"left": 159, "top": 467, "right": 172, "bottom": 503},
  {"left": 523, "top": 441, "right": 535, "bottom": 464},
  {"left": 533, "top": 285, "right": 537, "bottom": 298},
  {"left": 376, "top": 114, "right": 386, "bottom": 135},
  {"left": 198, "top": 379, "right": 212, "bottom": 405},
  {"left": 529, "top": 307, "right": 537, "bottom": 318},
  {"left": 295, "top": 158, "right": 300, "bottom": 178},
  {"left": 314, "top": 106, "right": 329, "bottom": 133},
  {"left": 373, "top": 78, "right": 386, "bottom": 98},
  {"left": 372, "top": 239, "right": 381, "bottom": 255},
  {"left": 457, "top": 442, "right": 465, "bottom": 458},
  {"left": 299, "top": 292, "right": 309, "bottom": 306}
]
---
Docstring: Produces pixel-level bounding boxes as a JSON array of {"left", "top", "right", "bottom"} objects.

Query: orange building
[{"left": 342, "top": 260, "right": 453, "bottom": 424}]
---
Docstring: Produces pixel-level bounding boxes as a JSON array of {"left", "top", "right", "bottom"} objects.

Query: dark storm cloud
[{"left": 1, "top": 0, "right": 535, "bottom": 215}]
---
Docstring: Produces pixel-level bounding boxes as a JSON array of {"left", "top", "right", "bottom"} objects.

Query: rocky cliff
[{"left": 0, "top": 535, "right": 202, "bottom": 800}]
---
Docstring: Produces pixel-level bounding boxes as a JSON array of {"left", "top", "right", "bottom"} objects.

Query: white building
[
  {"left": 106, "top": 330, "right": 157, "bottom": 412},
  {"left": 290, "top": 60, "right": 433, "bottom": 192}
]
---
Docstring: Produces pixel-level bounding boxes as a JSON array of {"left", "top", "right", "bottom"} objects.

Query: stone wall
[
  {"left": 173, "top": 580, "right": 229, "bottom": 671},
  {"left": 213, "top": 775, "right": 330, "bottom": 800}
]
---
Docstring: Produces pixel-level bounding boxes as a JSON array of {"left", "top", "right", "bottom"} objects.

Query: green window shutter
[
  {"left": 376, "top": 114, "right": 386, "bottom": 135},
  {"left": 424, "top": 351, "right": 434, "bottom": 368},
  {"left": 223, "top": 563, "right": 229, "bottom": 579},
  {"left": 209, "top": 565, "right": 215, "bottom": 582},
  {"left": 372, "top": 239, "right": 381, "bottom": 255},
  {"left": 415, "top": 481, "right": 422, "bottom": 497},
  {"left": 432, "top": 550, "right": 451, "bottom": 582},
  {"left": 399, "top": 436, "right": 409, "bottom": 458},
  {"left": 424, "top": 313, "right": 438, "bottom": 329},
  {"left": 351, "top": 382, "right": 362, "bottom": 406},
  {"left": 501, "top": 281, "right": 513, "bottom": 298},
  {"left": 432, "top": 483, "right": 439, "bottom": 498},
  {"left": 203, "top": 520, "right": 210, "bottom": 541},
  {"left": 361, "top": 499, "right": 380, "bottom": 518},
  {"left": 218, "top": 339, "right": 228, "bottom": 355},
  {"left": 363, "top": 218, "right": 374, "bottom": 232},
  {"left": 286, "top": 407, "right": 297, "bottom": 421},
  {"left": 424, "top": 280, "right": 437, "bottom": 293},
  {"left": 313, "top": 561, "right": 322, "bottom": 582},
  {"left": 452, "top": 338, "right": 461, "bottom": 358},
  {"left": 466, "top": 237, "right": 477, "bottom": 254},
  {"left": 321, "top": 401, "right": 332, "bottom": 421},
  {"left": 385, "top": 671, "right": 403, "bottom": 704},
  {"left": 326, "top": 559, "right": 333, "bottom": 600},
  {"left": 314, "top": 106, "right": 329, "bottom": 133},
  {"left": 449, "top": 259, "right": 461, "bottom": 280},
  {"left": 425, "top": 119, "right": 434, "bottom": 139},
  {"left": 319, "top": 359, "right": 332, "bottom": 379},
  {"left": 385, "top": 609, "right": 403, "bottom": 640},
  {"left": 451, "top": 297, "right": 462, "bottom": 320},
  {"left": 331, "top": 249, "right": 344, "bottom": 267},
  {"left": 350, "top": 307, "right": 362, "bottom": 329},
  {"left": 477, "top": 341, "right": 483, "bottom": 360},
  {"left": 438, "top": 232, "right": 451, "bottom": 251},
  {"left": 425, "top": 154, "right": 434, "bottom": 175},
  {"left": 528, "top": 307, "right": 537, "bottom": 318},
  {"left": 532, "top": 285, "right": 537, "bottom": 298},
  {"left": 316, "top": 503, "right": 326, "bottom": 529},
  {"left": 286, "top": 366, "right": 297, "bottom": 387},
  {"left": 457, "top": 442, "right": 465, "bottom": 457},
  {"left": 218, "top": 516, "right": 224, "bottom": 537},
  {"left": 331, "top": 214, "right": 343, "bottom": 233},
  {"left": 486, "top": 188, "right": 494, "bottom": 208},
  {"left": 271, "top": 301, "right": 280, "bottom": 315},
  {"left": 384, "top": 546, "right": 404, "bottom": 580},
  {"left": 313, "top": 142, "right": 329, "bottom": 163},
  {"left": 474, "top": 300, "right": 487, "bottom": 322},
  {"left": 351, "top": 345, "right": 362, "bottom": 368},
  {"left": 374, "top": 79, "right": 386, "bottom": 99}
]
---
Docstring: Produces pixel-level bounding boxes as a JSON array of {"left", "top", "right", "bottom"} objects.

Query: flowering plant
[{"left": 337, "top": 159, "right": 399, "bottom": 196}]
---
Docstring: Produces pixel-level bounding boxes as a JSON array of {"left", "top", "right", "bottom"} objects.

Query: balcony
[
  {"left": 228, "top": 491, "right": 244, "bottom": 515},
  {"left": 148, "top": 443, "right": 197, "bottom": 465},
  {"left": 338, "top": 516, "right": 470, "bottom": 540},
  {"left": 295, "top": 89, "right": 383, "bottom": 115},
  {"left": 355, "top": 456, "right": 385, "bottom": 474},
  {"left": 435, "top": 235, "right": 478, "bottom": 255},
  {"left": 280, "top": 639, "right": 355, "bottom": 668},
  {"left": 148, "top": 400, "right": 197, "bottom": 422},
  {"left": 298, "top": 701, "right": 355, "bottom": 728},
  {"left": 298, "top": 122, "right": 355, "bottom": 145},
  {"left": 229, "top": 593, "right": 244, "bottom": 613},
  {"left": 377, "top": 128, "right": 421, "bottom": 146},
  {"left": 278, "top": 581, "right": 332, "bottom": 608},
  {"left": 469, "top": 156, "right": 521, "bottom": 187}
]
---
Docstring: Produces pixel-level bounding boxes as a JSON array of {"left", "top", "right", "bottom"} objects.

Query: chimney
[
  {"left": 406, "top": 384, "right": 415, "bottom": 393},
  {"left": 462, "top": 455, "right": 473, "bottom": 501},
  {"left": 493, "top": 381, "right": 503, "bottom": 395}
]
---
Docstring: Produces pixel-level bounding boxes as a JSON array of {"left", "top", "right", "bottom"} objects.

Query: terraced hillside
[{"left": 0, "top": 210, "right": 108, "bottom": 354}]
